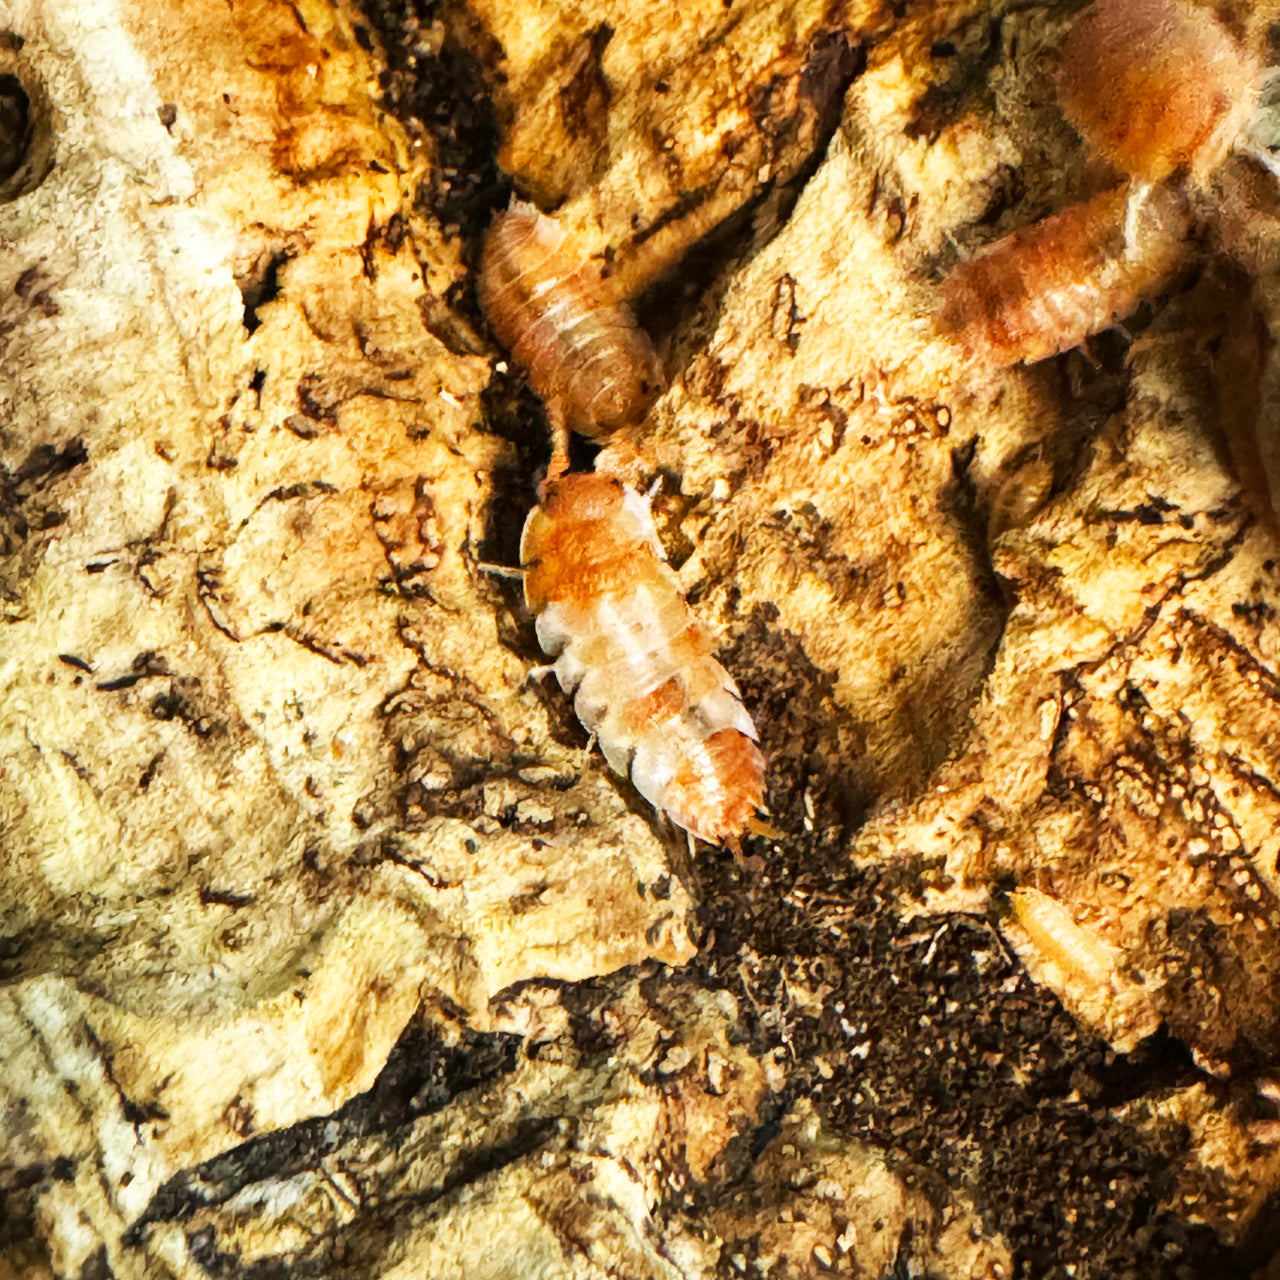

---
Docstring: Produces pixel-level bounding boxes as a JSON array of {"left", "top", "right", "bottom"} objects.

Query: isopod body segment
[
  {"left": 1057, "top": 0, "right": 1258, "bottom": 186},
  {"left": 935, "top": 182, "right": 1192, "bottom": 366},
  {"left": 479, "top": 201, "right": 665, "bottom": 440},
  {"left": 521, "top": 472, "right": 765, "bottom": 845}
]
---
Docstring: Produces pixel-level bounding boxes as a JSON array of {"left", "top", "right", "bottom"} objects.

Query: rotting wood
[{"left": 3, "top": 1, "right": 1280, "bottom": 1277}]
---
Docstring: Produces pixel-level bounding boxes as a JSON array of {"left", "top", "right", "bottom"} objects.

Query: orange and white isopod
[
  {"left": 1057, "top": 0, "right": 1259, "bottom": 187},
  {"left": 521, "top": 471, "right": 764, "bottom": 845},
  {"left": 478, "top": 200, "right": 665, "bottom": 440},
  {"left": 935, "top": 181, "right": 1192, "bottom": 367},
  {"left": 936, "top": 0, "right": 1259, "bottom": 368}
]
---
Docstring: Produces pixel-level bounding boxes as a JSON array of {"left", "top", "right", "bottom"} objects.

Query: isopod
[
  {"left": 521, "top": 471, "right": 764, "bottom": 845},
  {"left": 1057, "top": 0, "right": 1258, "bottom": 186},
  {"left": 935, "top": 181, "right": 1191, "bottom": 366},
  {"left": 478, "top": 200, "right": 665, "bottom": 439},
  {"left": 1012, "top": 886, "right": 1118, "bottom": 991}
]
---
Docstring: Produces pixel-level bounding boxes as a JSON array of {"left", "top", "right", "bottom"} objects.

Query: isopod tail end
[
  {"left": 720, "top": 815, "right": 771, "bottom": 869},
  {"left": 663, "top": 730, "right": 767, "bottom": 850},
  {"left": 745, "top": 814, "right": 781, "bottom": 841}
]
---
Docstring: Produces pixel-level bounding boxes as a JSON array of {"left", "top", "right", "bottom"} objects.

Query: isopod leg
[
  {"left": 546, "top": 401, "right": 571, "bottom": 486},
  {"left": 476, "top": 561, "right": 527, "bottom": 580},
  {"left": 1122, "top": 181, "right": 1151, "bottom": 257}
]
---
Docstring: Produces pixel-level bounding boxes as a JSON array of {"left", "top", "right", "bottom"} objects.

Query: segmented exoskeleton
[
  {"left": 521, "top": 472, "right": 765, "bottom": 845},
  {"left": 1057, "top": 0, "right": 1258, "bottom": 187},
  {"left": 479, "top": 200, "right": 664, "bottom": 439},
  {"left": 936, "top": 0, "right": 1258, "bottom": 367},
  {"left": 936, "top": 182, "right": 1192, "bottom": 366}
]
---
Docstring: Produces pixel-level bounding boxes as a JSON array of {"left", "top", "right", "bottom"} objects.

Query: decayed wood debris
[{"left": 4, "top": 0, "right": 1280, "bottom": 1277}]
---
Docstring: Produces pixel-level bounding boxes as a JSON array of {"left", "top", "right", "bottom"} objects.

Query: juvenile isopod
[
  {"left": 1007, "top": 885, "right": 1161, "bottom": 1049},
  {"left": 479, "top": 200, "right": 665, "bottom": 439},
  {"left": 521, "top": 471, "right": 764, "bottom": 845},
  {"left": 1012, "top": 886, "right": 1118, "bottom": 991},
  {"left": 935, "top": 181, "right": 1192, "bottom": 366},
  {"left": 1057, "top": 0, "right": 1258, "bottom": 187}
]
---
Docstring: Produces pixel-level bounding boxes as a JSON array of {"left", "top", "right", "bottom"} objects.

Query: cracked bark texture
[{"left": 4, "top": 0, "right": 1280, "bottom": 1278}]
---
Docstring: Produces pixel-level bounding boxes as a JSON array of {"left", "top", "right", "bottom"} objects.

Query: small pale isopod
[
  {"left": 935, "top": 181, "right": 1191, "bottom": 366},
  {"left": 1012, "top": 886, "right": 1118, "bottom": 991},
  {"left": 521, "top": 471, "right": 764, "bottom": 845},
  {"left": 1057, "top": 0, "right": 1258, "bottom": 186},
  {"left": 479, "top": 200, "right": 665, "bottom": 439}
]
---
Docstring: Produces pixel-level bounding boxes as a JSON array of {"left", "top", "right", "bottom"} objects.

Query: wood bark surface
[{"left": 2, "top": 0, "right": 1280, "bottom": 1277}]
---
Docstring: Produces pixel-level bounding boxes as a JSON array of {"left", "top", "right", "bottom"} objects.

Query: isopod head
[{"left": 520, "top": 471, "right": 655, "bottom": 613}]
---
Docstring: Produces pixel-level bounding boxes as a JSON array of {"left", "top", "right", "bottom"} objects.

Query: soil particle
[{"left": 686, "top": 843, "right": 1248, "bottom": 1280}]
